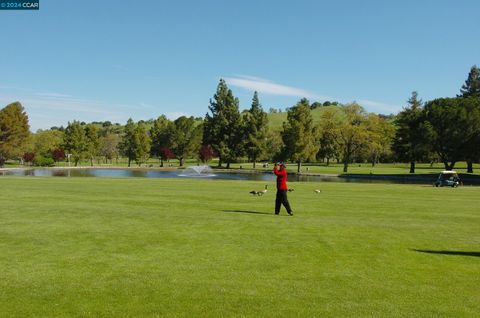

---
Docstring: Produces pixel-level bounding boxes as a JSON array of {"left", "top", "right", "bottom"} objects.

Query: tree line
[{"left": 1, "top": 65, "right": 479, "bottom": 173}]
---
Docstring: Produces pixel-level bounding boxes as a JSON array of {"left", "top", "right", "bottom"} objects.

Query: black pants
[{"left": 275, "top": 190, "right": 292, "bottom": 214}]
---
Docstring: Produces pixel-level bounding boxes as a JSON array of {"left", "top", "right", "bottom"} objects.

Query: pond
[{"left": 0, "top": 167, "right": 439, "bottom": 184}]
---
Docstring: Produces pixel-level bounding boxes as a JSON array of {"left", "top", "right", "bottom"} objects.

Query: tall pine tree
[
  {"left": 203, "top": 79, "right": 243, "bottom": 168},
  {"left": 459, "top": 65, "right": 480, "bottom": 98},
  {"left": 392, "top": 92, "right": 432, "bottom": 173},
  {"left": 243, "top": 91, "right": 268, "bottom": 168}
]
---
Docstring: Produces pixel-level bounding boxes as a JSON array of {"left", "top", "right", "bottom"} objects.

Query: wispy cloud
[
  {"left": 0, "top": 86, "right": 140, "bottom": 130},
  {"left": 224, "top": 75, "right": 321, "bottom": 99},
  {"left": 17, "top": 97, "right": 120, "bottom": 115},
  {"left": 224, "top": 75, "right": 401, "bottom": 114},
  {"left": 36, "top": 92, "right": 73, "bottom": 98}
]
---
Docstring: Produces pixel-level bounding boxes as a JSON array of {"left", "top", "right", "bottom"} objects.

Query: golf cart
[{"left": 434, "top": 170, "right": 461, "bottom": 187}]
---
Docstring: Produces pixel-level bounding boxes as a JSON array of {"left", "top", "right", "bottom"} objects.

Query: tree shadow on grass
[
  {"left": 412, "top": 249, "right": 480, "bottom": 257},
  {"left": 222, "top": 210, "right": 272, "bottom": 215}
]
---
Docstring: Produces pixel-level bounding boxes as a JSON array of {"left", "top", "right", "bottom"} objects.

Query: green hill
[{"left": 266, "top": 106, "right": 338, "bottom": 131}]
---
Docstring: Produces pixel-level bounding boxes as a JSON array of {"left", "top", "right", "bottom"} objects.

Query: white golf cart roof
[{"left": 440, "top": 170, "right": 457, "bottom": 174}]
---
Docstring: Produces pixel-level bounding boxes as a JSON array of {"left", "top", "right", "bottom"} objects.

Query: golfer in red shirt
[{"left": 273, "top": 162, "right": 293, "bottom": 216}]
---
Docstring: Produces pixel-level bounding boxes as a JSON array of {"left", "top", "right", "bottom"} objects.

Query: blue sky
[{"left": 1, "top": 0, "right": 479, "bottom": 131}]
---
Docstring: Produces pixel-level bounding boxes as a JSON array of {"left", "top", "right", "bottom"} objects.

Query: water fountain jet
[{"left": 178, "top": 165, "right": 216, "bottom": 177}]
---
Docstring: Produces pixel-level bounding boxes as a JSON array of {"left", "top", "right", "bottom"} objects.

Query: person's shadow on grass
[
  {"left": 412, "top": 249, "right": 480, "bottom": 257},
  {"left": 222, "top": 209, "right": 272, "bottom": 215}
]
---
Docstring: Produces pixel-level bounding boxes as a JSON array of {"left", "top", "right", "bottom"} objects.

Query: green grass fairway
[{"left": 1, "top": 177, "right": 479, "bottom": 317}]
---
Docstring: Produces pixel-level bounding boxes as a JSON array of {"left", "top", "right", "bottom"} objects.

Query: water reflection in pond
[{"left": 0, "top": 168, "right": 438, "bottom": 184}]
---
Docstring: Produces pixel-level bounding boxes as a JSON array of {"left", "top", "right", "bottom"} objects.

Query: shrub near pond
[{"left": 33, "top": 155, "right": 55, "bottom": 167}]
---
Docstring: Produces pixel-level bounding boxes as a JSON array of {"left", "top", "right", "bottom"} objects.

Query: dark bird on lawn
[
  {"left": 250, "top": 185, "right": 268, "bottom": 196},
  {"left": 288, "top": 189, "right": 294, "bottom": 192}
]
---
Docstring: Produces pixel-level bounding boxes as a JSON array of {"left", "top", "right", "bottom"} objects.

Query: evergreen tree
[
  {"left": 392, "top": 92, "right": 432, "bottom": 173},
  {"left": 203, "top": 79, "right": 244, "bottom": 168},
  {"left": 281, "top": 98, "right": 319, "bottom": 172},
  {"left": 407, "top": 91, "right": 422, "bottom": 110},
  {"left": 459, "top": 65, "right": 480, "bottom": 98},
  {"left": 243, "top": 91, "right": 269, "bottom": 168},
  {"left": 0, "top": 102, "right": 30, "bottom": 167},
  {"left": 63, "top": 120, "right": 87, "bottom": 166}
]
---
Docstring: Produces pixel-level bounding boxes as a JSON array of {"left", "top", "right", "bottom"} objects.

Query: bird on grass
[
  {"left": 250, "top": 185, "right": 268, "bottom": 196},
  {"left": 314, "top": 189, "right": 322, "bottom": 193},
  {"left": 287, "top": 188, "right": 294, "bottom": 192}
]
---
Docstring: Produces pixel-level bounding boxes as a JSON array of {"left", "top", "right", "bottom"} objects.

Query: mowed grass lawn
[{"left": 0, "top": 177, "right": 479, "bottom": 317}]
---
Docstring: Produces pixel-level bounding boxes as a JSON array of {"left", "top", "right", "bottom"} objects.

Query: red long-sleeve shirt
[{"left": 273, "top": 165, "right": 288, "bottom": 190}]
